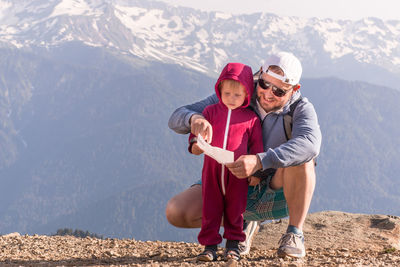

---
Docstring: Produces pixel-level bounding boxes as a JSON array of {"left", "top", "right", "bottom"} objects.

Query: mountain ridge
[{"left": 0, "top": 0, "right": 399, "bottom": 87}]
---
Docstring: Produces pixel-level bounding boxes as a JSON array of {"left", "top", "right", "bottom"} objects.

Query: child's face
[{"left": 220, "top": 82, "right": 247, "bottom": 110}]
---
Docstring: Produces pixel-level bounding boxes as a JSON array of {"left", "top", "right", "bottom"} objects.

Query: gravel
[{"left": 0, "top": 211, "right": 399, "bottom": 266}]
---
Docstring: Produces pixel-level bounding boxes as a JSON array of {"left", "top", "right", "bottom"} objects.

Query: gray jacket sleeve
[
  {"left": 168, "top": 94, "right": 219, "bottom": 134},
  {"left": 257, "top": 99, "right": 322, "bottom": 169}
]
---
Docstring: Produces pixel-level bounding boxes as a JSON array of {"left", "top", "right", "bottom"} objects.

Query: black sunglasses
[{"left": 258, "top": 77, "right": 291, "bottom": 97}]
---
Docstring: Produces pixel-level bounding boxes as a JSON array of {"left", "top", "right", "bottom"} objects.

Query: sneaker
[
  {"left": 277, "top": 232, "right": 306, "bottom": 258},
  {"left": 238, "top": 220, "right": 260, "bottom": 255}
]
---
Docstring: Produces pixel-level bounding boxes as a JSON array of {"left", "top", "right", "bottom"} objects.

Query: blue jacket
[{"left": 168, "top": 89, "right": 322, "bottom": 171}]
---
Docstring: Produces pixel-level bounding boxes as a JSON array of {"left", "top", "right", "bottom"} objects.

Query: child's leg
[
  {"left": 222, "top": 182, "right": 246, "bottom": 262},
  {"left": 198, "top": 174, "right": 224, "bottom": 245},
  {"left": 223, "top": 175, "right": 248, "bottom": 242}
]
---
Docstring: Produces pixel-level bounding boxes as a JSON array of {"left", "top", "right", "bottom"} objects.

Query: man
[{"left": 166, "top": 51, "right": 321, "bottom": 258}]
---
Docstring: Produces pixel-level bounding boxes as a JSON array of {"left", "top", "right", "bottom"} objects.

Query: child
[{"left": 188, "top": 63, "right": 264, "bottom": 261}]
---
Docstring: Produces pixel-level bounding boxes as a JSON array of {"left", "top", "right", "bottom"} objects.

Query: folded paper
[{"left": 197, "top": 134, "right": 234, "bottom": 164}]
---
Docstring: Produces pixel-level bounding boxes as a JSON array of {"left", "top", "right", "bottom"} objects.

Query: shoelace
[{"left": 278, "top": 233, "right": 298, "bottom": 246}]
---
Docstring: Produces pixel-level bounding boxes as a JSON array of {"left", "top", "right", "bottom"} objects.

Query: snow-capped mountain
[{"left": 1, "top": 0, "right": 399, "bottom": 86}]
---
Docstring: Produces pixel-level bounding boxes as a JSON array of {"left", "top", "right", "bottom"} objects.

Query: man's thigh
[
  {"left": 193, "top": 174, "right": 289, "bottom": 222},
  {"left": 270, "top": 161, "right": 316, "bottom": 190},
  {"left": 175, "top": 184, "right": 203, "bottom": 213},
  {"left": 244, "top": 172, "right": 289, "bottom": 221}
]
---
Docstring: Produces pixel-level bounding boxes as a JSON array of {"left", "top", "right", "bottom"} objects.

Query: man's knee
[
  {"left": 166, "top": 185, "right": 203, "bottom": 228},
  {"left": 165, "top": 196, "right": 184, "bottom": 227}
]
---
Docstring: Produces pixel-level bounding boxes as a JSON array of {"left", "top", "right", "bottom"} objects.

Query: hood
[{"left": 215, "top": 63, "right": 254, "bottom": 108}]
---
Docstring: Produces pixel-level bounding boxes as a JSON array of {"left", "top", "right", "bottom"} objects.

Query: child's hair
[{"left": 218, "top": 79, "right": 247, "bottom": 94}]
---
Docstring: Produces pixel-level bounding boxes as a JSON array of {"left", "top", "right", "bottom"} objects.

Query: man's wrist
[
  {"left": 255, "top": 154, "right": 263, "bottom": 171},
  {"left": 189, "top": 114, "right": 202, "bottom": 125}
]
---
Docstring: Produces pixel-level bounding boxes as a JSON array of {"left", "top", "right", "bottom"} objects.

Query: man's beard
[{"left": 256, "top": 95, "right": 282, "bottom": 113}]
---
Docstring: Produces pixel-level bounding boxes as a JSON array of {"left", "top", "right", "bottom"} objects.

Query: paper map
[{"left": 196, "top": 134, "right": 234, "bottom": 164}]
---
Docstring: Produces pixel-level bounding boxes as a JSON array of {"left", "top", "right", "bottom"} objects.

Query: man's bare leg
[
  {"left": 270, "top": 161, "right": 315, "bottom": 258},
  {"left": 270, "top": 160, "right": 316, "bottom": 230},
  {"left": 165, "top": 184, "right": 202, "bottom": 228}
]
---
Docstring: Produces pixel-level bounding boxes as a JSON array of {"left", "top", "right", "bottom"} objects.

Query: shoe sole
[
  {"left": 197, "top": 255, "right": 216, "bottom": 262},
  {"left": 277, "top": 250, "right": 306, "bottom": 258}
]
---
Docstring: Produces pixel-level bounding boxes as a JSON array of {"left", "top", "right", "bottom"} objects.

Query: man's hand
[
  {"left": 191, "top": 143, "right": 204, "bottom": 155},
  {"left": 226, "top": 155, "right": 262, "bottom": 179},
  {"left": 248, "top": 176, "right": 261, "bottom": 186},
  {"left": 190, "top": 114, "right": 213, "bottom": 143}
]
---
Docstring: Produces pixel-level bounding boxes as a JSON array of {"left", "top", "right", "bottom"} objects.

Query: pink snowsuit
[{"left": 189, "top": 63, "right": 264, "bottom": 245}]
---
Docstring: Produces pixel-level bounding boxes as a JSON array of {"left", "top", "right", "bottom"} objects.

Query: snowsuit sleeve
[
  {"left": 168, "top": 94, "right": 219, "bottom": 134},
  {"left": 248, "top": 116, "right": 264, "bottom": 155},
  {"left": 187, "top": 106, "right": 212, "bottom": 153}
]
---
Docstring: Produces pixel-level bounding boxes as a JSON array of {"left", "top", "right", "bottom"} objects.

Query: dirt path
[{"left": 1, "top": 211, "right": 399, "bottom": 266}]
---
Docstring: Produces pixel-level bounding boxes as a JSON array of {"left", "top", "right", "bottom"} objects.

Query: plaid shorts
[{"left": 193, "top": 171, "right": 288, "bottom": 222}]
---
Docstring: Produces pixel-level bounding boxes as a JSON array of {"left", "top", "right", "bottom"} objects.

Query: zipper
[{"left": 221, "top": 108, "right": 231, "bottom": 196}]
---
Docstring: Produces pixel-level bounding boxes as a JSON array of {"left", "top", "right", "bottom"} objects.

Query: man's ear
[{"left": 293, "top": 84, "right": 301, "bottom": 91}]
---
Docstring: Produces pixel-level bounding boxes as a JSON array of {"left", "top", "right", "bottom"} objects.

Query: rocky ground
[{"left": 0, "top": 211, "right": 399, "bottom": 266}]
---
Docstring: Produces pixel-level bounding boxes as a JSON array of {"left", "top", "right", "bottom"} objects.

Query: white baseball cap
[{"left": 262, "top": 52, "right": 302, "bottom": 85}]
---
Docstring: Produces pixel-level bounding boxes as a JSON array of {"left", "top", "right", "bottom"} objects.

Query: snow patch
[
  {"left": 213, "top": 48, "right": 228, "bottom": 70},
  {"left": 50, "top": 0, "right": 100, "bottom": 17},
  {"left": 393, "top": 57, "right": 400, "bottom": 65},
  {"left": 114, "top": 5, "right": 147, "bottom": 17},
  {"left": 10, "top": 39, "right": 23, "bottom": 48},
  {"left": 262, "top": 16, "right": 306, "bottom": 36},
  {"left": 92, "top": 20, "right": 98, "bottom": 31},
  {"left": 0, "top": 1, "right": 12, "bottom": 21},
  {"left": 215, "top": 12, "right": 232, "bottom": 20},
  {"left": 196, "top": 29, "right": 208, "bottom": 40}
]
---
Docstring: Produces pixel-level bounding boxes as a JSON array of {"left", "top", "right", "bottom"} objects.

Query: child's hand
[
  {"left": 248, "top": 176, "right": 261, "bottom": 186},
  {"left": 191, "top": 143, "right": 204, "bottom": 155},
  {"left": 190, "top": 114, "right": 213, "bottom": 143}
]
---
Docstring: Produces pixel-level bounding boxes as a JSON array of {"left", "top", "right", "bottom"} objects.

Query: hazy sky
[{"left": 158, "top": 0, "right": 400, "bottom": 21}]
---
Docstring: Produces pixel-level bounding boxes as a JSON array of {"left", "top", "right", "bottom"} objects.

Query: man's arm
[
  {"left": 227, "top": 99, "right": 322, "bottom": 178},
  {"left": 257, "top": 99, "right": 322, "bottom": 170},
  {"left": 168, "top": 94, "right": 219, "bottom": 134}
]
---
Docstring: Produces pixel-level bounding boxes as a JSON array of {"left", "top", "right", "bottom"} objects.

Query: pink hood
[{"left": 215, "top": 63, "right": 254, "bottom": 108}]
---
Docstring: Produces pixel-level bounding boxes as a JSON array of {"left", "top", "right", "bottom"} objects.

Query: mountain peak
[{"left": 50, "top": 0, "right": 101, "bottom": 18}]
